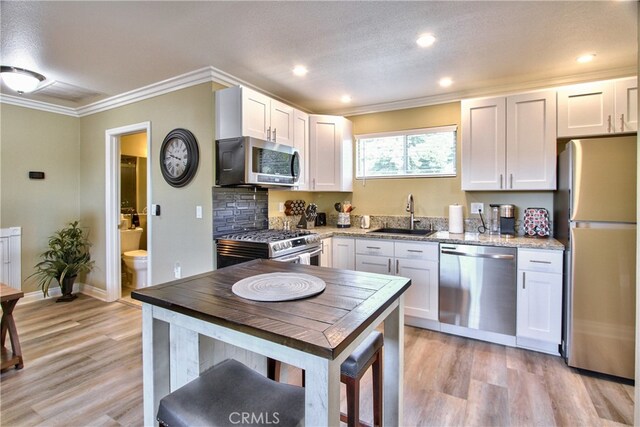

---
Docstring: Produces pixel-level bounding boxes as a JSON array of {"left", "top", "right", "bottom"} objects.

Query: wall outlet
[
  {"left": 470, "top": 203, "right": 484, "bottom": 214},
  {"left": 174, "top": 262, "right": 181, "bottom": 279}
]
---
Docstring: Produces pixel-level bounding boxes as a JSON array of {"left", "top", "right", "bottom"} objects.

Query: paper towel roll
[{"left": 449, "top": 205, "right": 464, "bottom": 234}]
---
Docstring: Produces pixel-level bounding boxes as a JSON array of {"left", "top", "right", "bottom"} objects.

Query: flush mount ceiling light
[
  {"left": 340, "top": 95, "right": 352, "bottom": 103},
  {"left": 439, "top": 77, "right": 453, "bottom": 87},
  {"left": 0, "top": 66, "right": 46, "bottom": 94},
  {"left": 577, "top": 53, "right": 596, "bottom": 64},
  {"left": 416, "top": 33, "right": 436, "bottom": 48},
  {"left": 292, "top": 65, "right": 308, "bottom": 77}
]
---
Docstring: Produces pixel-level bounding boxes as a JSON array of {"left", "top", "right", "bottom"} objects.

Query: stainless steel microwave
[{"left": 216, "top": 136, "right": 300, "bottom": 187}]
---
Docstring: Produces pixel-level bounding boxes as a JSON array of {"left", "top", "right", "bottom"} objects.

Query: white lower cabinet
[
  {"left": 516, "top": 249, "right": 563, "bottom": 355},
  {"left": 331, "top": 237, "right": 354, "bottom": 270},
  {"left": 355, "top": 239, "right": 439, "bottom": 328},
  {"left": 320, "top": 237, "right": 332, "bottom": 267}
]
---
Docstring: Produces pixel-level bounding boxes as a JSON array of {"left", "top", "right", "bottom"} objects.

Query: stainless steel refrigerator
[{"left": 555, "top": 136, "right": 636, "bottom": 379}]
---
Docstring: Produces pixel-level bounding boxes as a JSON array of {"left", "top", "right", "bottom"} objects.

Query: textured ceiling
[{"left": 0, "top": 1, "right": 637, "bottom": 114}]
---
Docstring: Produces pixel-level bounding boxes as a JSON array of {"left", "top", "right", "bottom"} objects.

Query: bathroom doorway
[
  {"left": 119, "top": 132, "right": 148, "bottom": 303},
  {"left": 105, "top": 122, "right": 151, "bottom": 302}
]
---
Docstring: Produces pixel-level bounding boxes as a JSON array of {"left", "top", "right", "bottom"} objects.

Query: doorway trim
[{"left": 105, "top": 121, "right": 152, "bottom": 302}]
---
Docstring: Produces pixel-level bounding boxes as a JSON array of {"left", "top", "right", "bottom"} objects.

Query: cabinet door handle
[
  {"left": 388, "top": 258, "right": 391, "bottom": 273},
  {"left": 607, "top": 115, "right": 612, "bottom": 133},
  {"left": 273, "top": 128, "right": 277, "bottom": 141},
  {"left": 500, "top": 174, "right": 503, "bottom": 189},
  {"left": 522, "top": 271, "right": 526, "bottom": 289},
  {"left": 396, "top": 259, "right": 399, "bottom": 274},
  {"left": 362, "top": 261, "right": 386, "bottom": 267},
  {"left": 510, "top": 173, "right": 513, "bottom": 189},
  {"left": 312, "top": 178, "right": 316, "bottom": 190},
  {"left": 267, "top": 126, "right": 271, "bottom": 141},
  {"left": 620, "top": 114, "right": 625, "bottom": 132}
]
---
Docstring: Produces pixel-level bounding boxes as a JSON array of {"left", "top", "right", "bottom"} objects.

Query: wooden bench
[{"left": 1, "top": 283, "right": 24, "bottom": 372}]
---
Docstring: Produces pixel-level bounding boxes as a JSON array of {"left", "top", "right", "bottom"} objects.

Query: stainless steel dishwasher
[{"left": 439, "top": 244, "right": 517, "bottom": 345}]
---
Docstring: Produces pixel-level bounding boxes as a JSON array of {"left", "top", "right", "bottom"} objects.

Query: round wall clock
[{"left": 159, "top": 128, "right": 199, "bottom": 188}]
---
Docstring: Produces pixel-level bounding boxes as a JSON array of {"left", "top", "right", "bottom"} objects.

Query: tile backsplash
[{"left": 212, "top": 187, "right": 268, "bottom": 237}]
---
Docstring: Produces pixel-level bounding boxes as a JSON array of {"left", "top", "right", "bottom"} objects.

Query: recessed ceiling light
[
  {"left": 341, "top": 95, "right": 352, "bottom": 103},
  {"left": 292, "top": 65, "right": 308, "bottom": 76},
  {"left": 577, "top": 53, "right": 596, "bottom": 64},
  {"left": 439, "top": 77, "right": 453, "bottom": 88},
  {"left": 416, "top": 34, "right": 436, "bottom": 48}
]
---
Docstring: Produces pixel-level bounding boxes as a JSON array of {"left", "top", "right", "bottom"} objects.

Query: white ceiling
[{"left": 1, "top": 1, "right": 637, "bottom": 115}]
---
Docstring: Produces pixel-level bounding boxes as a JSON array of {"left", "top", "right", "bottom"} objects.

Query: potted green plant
[{"left": 30, "top": 221, "right": 95, "bottom": 302}]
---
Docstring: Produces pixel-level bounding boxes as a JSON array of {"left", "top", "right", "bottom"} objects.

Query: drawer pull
[
  {"left": 529, "top": 260, "right": 552, "bottom": 264},
  {"left": 362, "top": 261, "right": 385, "bottom": 267},
  {"left": 407, "top": 249, "right": 423, "bottom": 253},
  {"left": 366, "top": 246, "right": 381, "bottom": 250}
]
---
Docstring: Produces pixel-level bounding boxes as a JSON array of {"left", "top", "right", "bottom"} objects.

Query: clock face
[
  {"left": 163, "top": 138, "right": 188, "bottom": 178},
  {"left": 160, "top": 128, "right": 199, "bottom": 187}
]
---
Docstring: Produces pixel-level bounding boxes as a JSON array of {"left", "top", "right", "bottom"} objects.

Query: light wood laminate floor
[{"left": 0, "top": 295, "right": 634, "bottom": 426}]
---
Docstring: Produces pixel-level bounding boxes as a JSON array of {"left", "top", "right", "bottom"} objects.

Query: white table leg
[
  {"left": 304, "top": 356, "right": 341, "bottom": 426},
  {"left": 383, "top": 296, "right": 404, "bottom": 426},
  {"left": 142, "top": 304, "right": 170, "bottom": 427},
  {"left": 170, "top": 324, "right": 200, "bottom": 390}
]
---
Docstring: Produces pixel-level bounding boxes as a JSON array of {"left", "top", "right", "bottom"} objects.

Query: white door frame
[{"left": 105, "top": 122, "right": 152, "bottom": 302}]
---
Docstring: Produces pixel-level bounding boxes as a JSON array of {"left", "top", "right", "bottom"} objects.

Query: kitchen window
[{"left": 355, "top": 125, "right": 457, "bottom": 179}]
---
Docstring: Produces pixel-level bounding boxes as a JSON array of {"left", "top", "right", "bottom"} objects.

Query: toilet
[{"left": 120, "top": 227, "right": 148, "bottom": 289}]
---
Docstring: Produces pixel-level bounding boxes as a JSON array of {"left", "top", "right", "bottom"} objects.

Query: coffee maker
[{"left": 499, "top": 204, "right": 516, "bottom": 236}]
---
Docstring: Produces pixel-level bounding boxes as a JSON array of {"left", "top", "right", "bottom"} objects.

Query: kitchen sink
[{"left": 368, "top": 227, "right": 435, "bottom": 236}]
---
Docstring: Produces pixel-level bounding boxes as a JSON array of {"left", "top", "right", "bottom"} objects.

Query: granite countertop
[{"left": 309, "top": 226, "right": 564, "bottom": 251}]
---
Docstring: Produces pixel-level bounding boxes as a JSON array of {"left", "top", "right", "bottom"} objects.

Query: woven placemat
[{"left": 232, "top": 272, "right": 326, "bottom": 302}]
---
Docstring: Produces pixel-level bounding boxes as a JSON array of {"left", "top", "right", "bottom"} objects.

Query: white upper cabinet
[
  {"left": 292, "top": 109, "right": 310, "bottom": 191},
  {"left": 615, "top": 77, "right": 638, "bottom": 133},
  {"left": 309, "top": 115, "right": 353, "bottom": 192},
  {"left": 557, "top": 77, "right": 637, "bottom": 137},
  {"left": 506, "top": 91, "right": 557, "bottom": 190},
  {"left": 215, "top": 86, "right": 295, "bottom": 146},
  {"left": 462, "top": 89, "right": 556, "bottom": 191},
  {"left": 461, "top": 96, "right": 506, "bottom": 191}
]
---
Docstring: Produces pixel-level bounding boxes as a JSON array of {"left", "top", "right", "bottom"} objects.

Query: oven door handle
[{"left": 274, "top": 247, "right": 323, "bottom": 263}]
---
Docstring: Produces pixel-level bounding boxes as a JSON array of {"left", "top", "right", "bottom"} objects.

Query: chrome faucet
[{"left": 406, "top": 193, "right": 420, "bottom": 230}]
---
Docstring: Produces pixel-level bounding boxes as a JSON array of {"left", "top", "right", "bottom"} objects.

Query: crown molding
[
  {"left": 332, "top": 66, "right": 638, "bottom": 117},
  {"left": 0, "top": 93, "right": 79, "bottom": 117},
  {"left": 0, "top": 65, "right": 251, "bottom": 118},
  {"left": 1, "top": 64, "right": 636, "bottom": 118},
  {"left": 75, "top": 66, "right": 244, "bottom": 117}
]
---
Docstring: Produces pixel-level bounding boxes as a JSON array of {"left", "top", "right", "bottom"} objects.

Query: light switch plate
[
  {"left": 196, "top": 205, "right": 203, "bottom": 219},
  {"left": 470, "top": 203, "right": 484, "bottom": 214}
]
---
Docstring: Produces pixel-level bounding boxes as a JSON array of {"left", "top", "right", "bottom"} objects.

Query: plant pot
[{"left": 56, "top": 275, "right": 78, "bottom": 302}]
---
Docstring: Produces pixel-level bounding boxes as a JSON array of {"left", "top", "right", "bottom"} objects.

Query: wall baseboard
[{"left": 19, "top": 282, "right": 107, "bottom": 305}]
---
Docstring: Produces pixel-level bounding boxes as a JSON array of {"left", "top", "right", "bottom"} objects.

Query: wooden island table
[{"left": 132, "top": 259, "right": 411, "bottom": 426}]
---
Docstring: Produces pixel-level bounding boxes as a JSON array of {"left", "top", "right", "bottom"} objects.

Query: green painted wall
[{"left": 1, "top": 104, "right": 81, "bottom": 293}]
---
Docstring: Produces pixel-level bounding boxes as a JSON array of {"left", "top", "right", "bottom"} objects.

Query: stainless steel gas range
[{"left": 215, "top": 229, "right": 322, "bottom": 268}]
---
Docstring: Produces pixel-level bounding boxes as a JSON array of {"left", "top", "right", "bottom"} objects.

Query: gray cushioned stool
[
  {"left": 268, "top": 330, "right": 383, "bottom": 427},
  {"left": 157, "top": 358, "right": 305, "bottom": 427}
]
